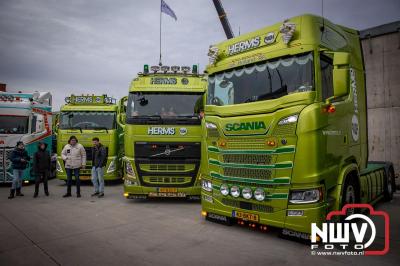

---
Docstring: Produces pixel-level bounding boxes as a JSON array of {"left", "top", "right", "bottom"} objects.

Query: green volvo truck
[
  {"left": 123, "top": 65, "right": 207, "bottom": 199},
  {"left": 56, "top": 94, "right": 124, "bottom": 181},
  {"left": 201, "top": 14, "right": 396, "bottom": 236}
]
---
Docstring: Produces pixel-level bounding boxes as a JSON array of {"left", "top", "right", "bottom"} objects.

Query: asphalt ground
[{"left": 0, "top": 179, "right": 399, "bottom": 266}]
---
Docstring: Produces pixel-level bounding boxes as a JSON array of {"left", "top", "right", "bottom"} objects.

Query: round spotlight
[
  {"left": 254, "top": 188, "right": 265, "bottom": 201},
  {"left": 230, "top": 186, "right": 240, "bottom": 198},
  {"left": 160, "top": 65, "right": 170, "bottom": 72},
  {"left": 242, "top": 187, "right": 252, "bottom": 200},
  {"left": 220, "top": 184, "right": 229, "bottom": 196}
]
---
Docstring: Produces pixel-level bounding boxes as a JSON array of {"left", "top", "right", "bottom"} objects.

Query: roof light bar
[
  {"left": 161, "top": 65, "right": 170, "bottom": 73},
  {"left": 181, "top": 66, "right": 191, "bottom": 73},
  {"left": 171, "top": 65, "right": 180, "bottom": 72},
  {"left": 151, "top": 65, "right": 160, "bottom": 72}
]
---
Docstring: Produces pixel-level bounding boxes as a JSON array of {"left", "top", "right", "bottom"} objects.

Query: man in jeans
[
  {"left": 61, "top": 136, "right": 86, "bottom": 198},
  {"left": 8, "top": 141, "right": 30, "bottom": 199},
  {"left": 91, "top": 137, "right": 107, "bottom": 198}
]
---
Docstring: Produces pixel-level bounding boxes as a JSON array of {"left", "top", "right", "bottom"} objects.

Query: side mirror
[
  {"left": 332, "top": 52, "right": 350, "bottom": 98},
  {"left": 332, "top": 68, "right": 349, "bottom": 98}
]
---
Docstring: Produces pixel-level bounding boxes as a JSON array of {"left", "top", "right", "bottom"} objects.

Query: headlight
[
  {"left": 230, "top": 186, "right": 240, "bottom": 198},
  {"left": 220, "top": 183, "right": 229, "bottom": 196},
  {"left": 278, "top": 114, "right": 298, "bottom": 125},
  {"left": 242, "top": 187, "right": 252, "bottom": 199},
  {"left": 254, "top": 188, "right": 265, "bottom": 201},
  {"left": 202, "top": 180, "right": 213, "bottom": 192},
  {"left": 107, "top": 159, "right": 116, "bottom": 173},
  {"left": 125, "top": 161, "right": 135, "bottom": 176},
  {"left": 289, "top": 188, "right": 321, "bottom": 204},
  {"left": 56, "top": 160, "right": 63, "bottom": 172},
  {"left": 205, "top": 122, "right": 217, "bottom": 129}
]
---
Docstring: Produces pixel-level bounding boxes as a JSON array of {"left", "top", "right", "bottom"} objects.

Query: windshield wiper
[
  {"left": 243, "top": 84, "right": 288, "bottom": 103},
  {"left": 177, "top": 115, "right": 199, "bottom": 119},
  {"left": 66, "top": 126, "right": 82, "bottom": 133},
  {"left": 92, "top": 126, "right": 109, "bottom": 133},
  {"left": 133, "top": 115, "right": 162, "bottom": 119},
  {"left": 258, "top": 85, "right": 288, "bottom": 101}
]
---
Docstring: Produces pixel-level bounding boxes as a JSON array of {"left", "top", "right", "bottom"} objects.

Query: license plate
[
  {"left": 158, "top": 188, "right": 178, "bottom": 193},
  {"left": 80, "top": 176, "right": 91, "bottom": 180},
  {"left": 148, "top": 192, "right": 186, "bottom": 197},
  {"left": 232, "top": 210, "right": 259, "bottom": 222}
]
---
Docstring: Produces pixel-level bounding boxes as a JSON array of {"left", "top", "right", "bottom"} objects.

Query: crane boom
[{"left": 212, "top": 0, "right": 234, "bottom": 39}]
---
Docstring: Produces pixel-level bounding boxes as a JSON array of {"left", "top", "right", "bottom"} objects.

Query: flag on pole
[{"left": 161, "top": 0, "right": 177, "bottom": 21}]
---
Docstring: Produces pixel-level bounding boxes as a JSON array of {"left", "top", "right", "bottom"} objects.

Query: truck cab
[
  {"left": 123, "top": 65, "right": 207, "bottom": 199},
  {"left": 201, "top": 14, "right": 395, "bottom": 235},
  {"left": 56, "top": 94, "right": 123, "bottom": 181},
  {"left": 0, "top": 92, "right": 53, "bottom": 183}
]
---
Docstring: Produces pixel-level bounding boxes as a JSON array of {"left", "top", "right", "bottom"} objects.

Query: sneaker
[
  {"left": 91, "top": 192, "right": 99, "bottom": 197},
  {"left": 98, "top": 193, "right": 104, "bottom": 198},
  {"left": 63, "top": 193, "right": 71, "bottom": 198},
  {"left": 77, "top": 194, "right": 81, "bottom": 198}
]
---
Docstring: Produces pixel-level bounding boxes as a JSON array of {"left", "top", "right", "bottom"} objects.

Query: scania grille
[
  {"left": 226, "top": 138, "right": 266, "bottom": 150},
  {"left": 221, "top": 198, "right": 274, "bottom": 213},
  {"left": 223, "top": 168, "right": 273, "bottom": 180},
  {"left": 222, "top": 154, "right": 273, "bottom": 165}
]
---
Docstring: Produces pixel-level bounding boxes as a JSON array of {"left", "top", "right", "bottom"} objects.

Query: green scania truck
[
  {"left": 201, "top": 14, "right": 396, "bottom": 236},
  {"left": 123, "top": 65, "right": 207, "bottom": 199},
  {"left": 56, "top": 94, "right": 124, "bottom": 181}
]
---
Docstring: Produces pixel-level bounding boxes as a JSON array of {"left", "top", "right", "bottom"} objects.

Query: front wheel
[
  {"left": 383, "top": 168, "right": 394, "bottom": 201},
  {"left": 341, "top": 176, "right": 358, "bottom": 219}
]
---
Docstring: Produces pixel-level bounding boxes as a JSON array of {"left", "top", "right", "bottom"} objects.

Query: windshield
[
  {"left": 126, "top": 92, "right": 204, "bottom": 125},
  {"left": 207, "top": 52, "right": 314, "bottom": 106},
  {"left": 0, "top": 116, "right": 29, "bottom": 134},
  {"left": 59, "top": 111, "right": 116, "bottom": 130}
]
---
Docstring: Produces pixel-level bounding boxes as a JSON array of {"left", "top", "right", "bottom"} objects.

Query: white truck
[{"left": 0, "top": 91, "right": 53, "bottom": 183}]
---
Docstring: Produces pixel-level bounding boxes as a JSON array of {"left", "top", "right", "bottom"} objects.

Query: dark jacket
[
  {"left": 10, "top": 147, "right": 31, "bottom": 170},
  {"left": 92, "top": 144, "right": 107, "bottom": 168},
  {"left": 33, "top": 143, "right": 51, "bottom": 173}
]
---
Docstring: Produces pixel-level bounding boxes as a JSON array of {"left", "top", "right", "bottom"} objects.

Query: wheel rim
[
  {"left": 345, "top": 185, "right": 356, "bottom": 215},
  {"left": 387, "top": 172, "right": 393, "bottom": 195}
]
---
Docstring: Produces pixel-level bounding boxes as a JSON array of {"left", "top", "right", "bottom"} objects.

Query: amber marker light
[{"left": 218, "top": 139, "right": 227, "bottom": 148}]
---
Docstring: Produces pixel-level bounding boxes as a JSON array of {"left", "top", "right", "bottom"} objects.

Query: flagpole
[{"left": 159, "top": 0, "right": 162, "bottom": 66}]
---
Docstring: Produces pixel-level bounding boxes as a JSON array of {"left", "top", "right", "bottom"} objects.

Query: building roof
[{"left": 360, "top": 21, "right": 400, "bottom": 39}]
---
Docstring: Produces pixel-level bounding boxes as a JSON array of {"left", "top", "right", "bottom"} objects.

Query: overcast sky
[{"left": 0, "top": 0, "right": 399, "bottom": 110}]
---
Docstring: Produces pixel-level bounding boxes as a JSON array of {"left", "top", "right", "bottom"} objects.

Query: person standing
[
  {"left": 61, "top": 136, "right": 86, "bottom": 198},
  {"left": 8, "top": 141, "right": 30, "bottom": 199},
  {"left": 91, "top": 137, "right": 107, "bottom": 198},
  {"left": 33, "top": 142, "right": 51, "bottom": 198}
]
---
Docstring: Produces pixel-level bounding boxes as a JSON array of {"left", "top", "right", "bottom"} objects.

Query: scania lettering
[
  {"left": 56, "top": 94, "right": 125, "bottom": 181},
  {"left": 225, "top": 121, "right": 266, "bottom": 131},
  {"left": 201, "top": 14, "right": 396, "bottom": 237},
  {"left": 0, "top": 92, "right": 53, "bottom": 183},
  {"left": 123, "top": 65, "right": 207, "bottom": 199}
]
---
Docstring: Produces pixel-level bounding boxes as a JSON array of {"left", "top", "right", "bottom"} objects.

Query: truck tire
[
  {"left": 383, "top": 168, "right": 394, "bottom": 201},
  {"left": 341, "top": 175, "right": 358, "bottom": 218}
]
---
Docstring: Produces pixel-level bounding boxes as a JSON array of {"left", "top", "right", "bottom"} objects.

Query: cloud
[{"left": 0, "top": 0, "right": 399, "bottom": 109}]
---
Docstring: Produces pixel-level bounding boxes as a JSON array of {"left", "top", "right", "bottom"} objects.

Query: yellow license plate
[
  {"left": 158, "top": 188, "right": 178, "bottom": 193},
  {"left": 80, "top": 176, "right": 91, "bottom": 180},
  {"left": 232, "top": 210, "right": 259, "bottom": 222},
  {"left": 148, "top": 192, "right": 186, "bottom": 197}
]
